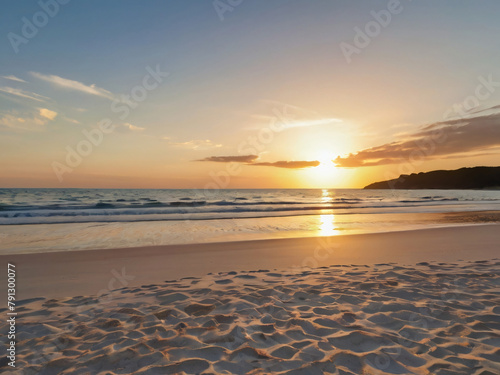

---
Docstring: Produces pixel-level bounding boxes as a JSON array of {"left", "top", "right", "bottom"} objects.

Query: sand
[
  {"left": 2, "top": 260, "right": 499, "bottom": 374},
  {"left": 1, "top": 224, "right": 499, "bottom": 301},
  {"left": 0, "top": 225, "right": 499, "bottom": 374}
]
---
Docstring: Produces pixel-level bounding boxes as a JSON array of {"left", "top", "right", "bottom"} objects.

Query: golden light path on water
[
  {"left": 319, "top": 214, "right": 340, "bottom": 236},
  {"left": 318, "top": 189, "right": 341, "bottom": 236}
]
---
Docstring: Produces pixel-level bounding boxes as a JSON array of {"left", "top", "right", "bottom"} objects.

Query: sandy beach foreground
[
  {"left": 1, "top": 259, "right": 499, "bottom": 374},
  {"left": 1, "top": 225, "right": 499, "bottom": 374}
]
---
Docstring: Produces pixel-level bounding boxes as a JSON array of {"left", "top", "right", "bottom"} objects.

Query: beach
[
  {"left": 3, "top": 1, "right": 500, "bottom": 373},
  {"left": 1, "top": 224, "right": 499, "bottom": 374}
]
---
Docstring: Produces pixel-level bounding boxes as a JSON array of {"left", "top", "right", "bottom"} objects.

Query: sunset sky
[{"left": 1, "top": 0, "right": 500, "bottom": 189}]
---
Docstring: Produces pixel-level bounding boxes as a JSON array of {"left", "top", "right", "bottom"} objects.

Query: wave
[
  {"left": 1, "top": 188, "right": 499, "bottom": 225},
  {"left": 0, "top": 201, "right": 493, "bottom": 222},
  {"left": 0, "top": 195, "right": 493, "bottom": 213}
]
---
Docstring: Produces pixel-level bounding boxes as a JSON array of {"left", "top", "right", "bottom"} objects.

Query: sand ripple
[{"left": 1, "top": 260, "right": 499, "bottom": 374}]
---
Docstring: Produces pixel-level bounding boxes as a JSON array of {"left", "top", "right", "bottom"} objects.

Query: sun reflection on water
[
  {"left": 317, "top": 190, "right": 340, "bottom": 235},
  {"left": 321, "top": 188, "right": 332, "bottom": 203},
  {"left": 319, "top": 214, "right": 340, "bottom": 236}
]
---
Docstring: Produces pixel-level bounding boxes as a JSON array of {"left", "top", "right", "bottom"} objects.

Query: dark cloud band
[
  {"left": 195, "top": 155, "right": 319, "bottom": 169},
  {"left": 251, "top": 161, "right": 320, "bottom": 169},
  {"left": 335, "top": 112, "right": 500, "bottom": 167},
  {"left": 195, "top": 155, "right": 259, "bottom": 163}
]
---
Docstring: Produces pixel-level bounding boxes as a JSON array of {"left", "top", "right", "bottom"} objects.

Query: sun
[
  {"left": 316, "top": 150, "right": 337, "bottom": 166},
  {"left": 303, "top": 150, "right": 342, "bottom": 187}
]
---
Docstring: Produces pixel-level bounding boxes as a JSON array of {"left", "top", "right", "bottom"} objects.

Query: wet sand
[{"left": 1, "top": 224, "right": 499, "bottom": 302}]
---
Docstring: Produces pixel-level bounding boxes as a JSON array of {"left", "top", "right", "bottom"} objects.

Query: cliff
[{"left": 364, "top": 166, "right": 500, "bottom": 190}]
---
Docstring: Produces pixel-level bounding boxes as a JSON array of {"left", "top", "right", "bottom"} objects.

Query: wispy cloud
[
  {"left": 39, "top": 108, "right": 57, "bottom": 120},
  {"left": 31, "top": 72, "right": 114, "bottom": 100},
  {"left": 469, "top": 103, "right": 500, "bottom": 115},
  {"left": 169, "top": 139, "right": 222, "bottom": 150},
  {"left": 282, "top": 118, "right": 342, "bottom": 130},
  {"left": 251, "top": 160, "right": 320, "bottom": 169},
  {"left": 250, "top": 115, "right": 341, "bottom": 131},
  {"left": 123, "top": 123, "right": 145, "bottom": 132},
  {"left": 63, "top": 117, "right": 80, "bottom": 124},
  {"left": 1, "top": 75, "right": 27, "bottom": 83},
  {"left": 196, "top": 155, "right": 258, "bottom": 163},
  {"left": 252, "top": 101, "right": 342, "bottom": 130},
  {"left": 335, "top": 111, "right": 500, "bottom": 167},
  {"left": 0, "top": 86, "right": 49, "bottom": 102},
  {"left": 0, "top": 110, "right": 56, "bottom": 131}
]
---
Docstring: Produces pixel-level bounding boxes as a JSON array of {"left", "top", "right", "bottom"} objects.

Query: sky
[{"left": 1, "top": 0, "right": 499, "bottom": 189}]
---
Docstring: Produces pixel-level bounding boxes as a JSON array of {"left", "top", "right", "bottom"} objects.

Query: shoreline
[
  {"left": 1, "top": 224, "right": 499, "bottom": 303},
  {"left": 1, "top": 209, "right": 500, "bottom": 255}
]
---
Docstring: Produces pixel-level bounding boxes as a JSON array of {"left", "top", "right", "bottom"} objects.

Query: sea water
[{"left": 0, "top": 188, "right": 499, "bottom": 253}]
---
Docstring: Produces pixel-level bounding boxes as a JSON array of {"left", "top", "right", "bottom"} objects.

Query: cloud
[
  {"left": 1, "top": 75, "right": 26, "bottom": 83},
  {"left": 63, "top": 117, "right": 80, "bottom": 124},
  {"left": 335, "top": 112, "right": 500, "bottom": 167},
  {"left": 251, "top": 160, "right": 320, "bottom": 169},
  {"left": 169, "top": 139, "right": 222, "bottom": 150},
  {"left": 0, "top": 86, "right": 49, "bottom": 102},
  {"left": 469, "top": 103, "right": 500, "bottom": 115},
  {"left": 123, "top": 123, "right": 145, "bottom": 132},
  {"left": 249, "top": 114, "right": 341, "bottom": 131},
  {"left": 195, "top": 154, "right": 319, "bottom": 169},
  {"left": 281, "top": 118, "right": 342, "bottom": 130},
  {"left": 196, "top": 155, "right": 259, "bottom": 163},
  {"left": 31, "top": 72, "right": 114, "bottom": 100},
  {"left": 39, "top": 108, "right": 57, "bottom": 120},
  {"left": 251, "top": 101, "right": 342, "bottom": 130},
  {"left": 163, "top": 137, "right": 223, "bottom": 150},
  {"left": 0, "top": 111, "right": 53, "bottom": 131}
]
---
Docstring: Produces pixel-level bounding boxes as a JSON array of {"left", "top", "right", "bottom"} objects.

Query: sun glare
[
  {"left": 318, "top": 214, "right": 340, "bottom": 236},
  {"left": 303, "top": 150, "right": 341, "bottom": 187}
]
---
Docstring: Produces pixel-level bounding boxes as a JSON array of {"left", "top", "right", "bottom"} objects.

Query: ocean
[{"left": 0, "top": 188, "right": 499, "bottom": 253}]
